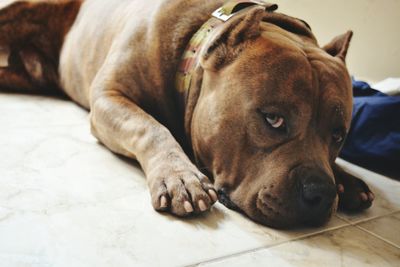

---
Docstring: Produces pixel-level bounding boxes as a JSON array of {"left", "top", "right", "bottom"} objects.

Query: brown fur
[
  {"left": 0, "top": 0, "right": 373, "bottom": 228},
  {"left": 0, "top": 0, "right": 82, "bottom": 92}
]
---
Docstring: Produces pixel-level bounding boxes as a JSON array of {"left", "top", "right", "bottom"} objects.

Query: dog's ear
[
  {"left": 323, "top": 31, "right": 353, "bottom": 62},
  {"left": 201, "top": 7, "right": 266, "bottom": 70}
]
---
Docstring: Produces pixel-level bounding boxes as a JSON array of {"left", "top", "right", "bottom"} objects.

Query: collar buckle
[
  {"left": 212, "top": 1, "right": 278, "bottom": 22},
  {"left": 212, "top": 7, "right": 235, "bottom": 22}
]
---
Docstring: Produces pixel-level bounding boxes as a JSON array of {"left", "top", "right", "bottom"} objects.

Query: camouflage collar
[{"left": 176, "top": 0, "right": 278, "bottom": 101}]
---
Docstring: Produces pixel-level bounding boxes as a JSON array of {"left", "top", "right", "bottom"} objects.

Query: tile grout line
[
  {"left": 354, "top": 224, "right": 400, "bottom": 249},
  {"left": 189, "top": 210, "right": 400, "bottom": 266},
  {"left": 338, "top": 210, "right": 400, "bottom": 249},
  {"left": 185, "top": 222, "right": 353, "bottom": 267},
  {"left": 337, "top": 209, "right": 400, "bottom": 226}
]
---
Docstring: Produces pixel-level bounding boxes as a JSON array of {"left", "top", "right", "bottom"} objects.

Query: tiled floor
[{"left": 0, "top": 93, "right": 399, "bottom": 267}]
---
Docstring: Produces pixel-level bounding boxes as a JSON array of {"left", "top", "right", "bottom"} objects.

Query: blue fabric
[{"left": 340, "top": 79, "right": 400, "bottom": 175}]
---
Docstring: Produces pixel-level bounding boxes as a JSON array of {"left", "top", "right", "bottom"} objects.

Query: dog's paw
[
  {"left": 337, "top": 174, "right": 374, "bottom": 212},
  {"left": 148, "top": 168, "right": 218, "bottom": 217}
]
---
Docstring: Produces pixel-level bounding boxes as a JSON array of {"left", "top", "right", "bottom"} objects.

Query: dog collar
[{"left": 175, "top": 0, "right": 278, "bottom": 98}]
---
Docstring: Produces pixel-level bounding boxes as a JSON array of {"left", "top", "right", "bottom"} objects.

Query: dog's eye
[
  {"left": 332, "top": 129, "right": 345, "bottom": 144},
  {"left": 265, "top": 113, "right": 285, "bottom": 129}
]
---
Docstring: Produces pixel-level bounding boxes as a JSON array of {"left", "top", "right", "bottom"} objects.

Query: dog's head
[{"left": 190, "top": 7, "right": 353, "bottom": 228}]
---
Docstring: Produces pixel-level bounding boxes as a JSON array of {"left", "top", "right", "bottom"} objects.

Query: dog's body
[{"left": 0, "top": 0, "right": 374, "bottom": 228}]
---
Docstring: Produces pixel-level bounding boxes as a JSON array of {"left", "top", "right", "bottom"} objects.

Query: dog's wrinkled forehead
[
  {"left": 233, "top": 20, "right": 351, "bottom": 104},
  {"left": 261, "top": 12, "right": 318, "bottom": 44}
]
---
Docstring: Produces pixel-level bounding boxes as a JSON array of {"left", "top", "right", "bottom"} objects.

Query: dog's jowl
[{"left": 0, "top": 0, "right": 374, "bottom": 228}]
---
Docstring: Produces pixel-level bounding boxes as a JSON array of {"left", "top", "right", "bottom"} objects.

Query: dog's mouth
[
  {"left": 217, "top": 187, "right": 294, "bottom": 228},
  {"left": 216, "top": 186, "right": 289, "bottom": 226},
  {"left": 217, "top": 187, "right": 242, "bottom": 212},
  {"left": 254, "top": 191, "right": 298, "bottom": 228},
  {"left": 217, "top": 186, "right": 335, "bottom": 228}
]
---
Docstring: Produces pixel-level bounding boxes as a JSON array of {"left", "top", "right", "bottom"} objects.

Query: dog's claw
[
  {"left": 184, "top": 201, "right": 194, "bottom": 213},
  {"left": 208, "top": 189, "right": 218, "bottom": 202},
  {"left": 360, "top": 192, "right": 368, "bottom": 201},
  {"left": 160, "top": 195, "right": 168, "bottom": 209},
  {"left": 337, "top": 184, "right": 345, "bottom": 193},
  {"left": 368, "top": 192, "right": 375, "bottom": 201},
  {"left": 198, "top": 200, "right": 207, "bottom": 211}
]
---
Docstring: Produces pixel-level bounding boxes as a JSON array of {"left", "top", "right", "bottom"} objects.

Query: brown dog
[{"left": 0, "top": 0, "right": 374, "bottom": 228}]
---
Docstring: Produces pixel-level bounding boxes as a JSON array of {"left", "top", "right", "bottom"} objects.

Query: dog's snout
[{"left": 299, "top": 174, "right": 336, "bottom": 224}]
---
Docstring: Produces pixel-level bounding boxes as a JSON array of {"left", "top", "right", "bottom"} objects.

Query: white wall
[{"left": 275, "top": 0, "right": 400, "bottom": 82}]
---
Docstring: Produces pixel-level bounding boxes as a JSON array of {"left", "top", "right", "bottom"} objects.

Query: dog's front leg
[{"left": 90, "top": 90, "right": 218, "bottom": 216}]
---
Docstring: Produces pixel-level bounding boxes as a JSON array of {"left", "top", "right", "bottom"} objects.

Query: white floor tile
[
  {"left": 199, "top": 226, "right": 400, "bottom": 267},
  {"left": 356, "top": 212, "right": 400, "bottom": 248}
]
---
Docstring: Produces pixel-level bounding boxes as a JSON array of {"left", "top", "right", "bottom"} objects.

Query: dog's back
[{"left": 59, "top": 0, "right": 165, "bottom": 108}]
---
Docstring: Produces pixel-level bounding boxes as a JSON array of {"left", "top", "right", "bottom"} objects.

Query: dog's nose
[{"left": 299, "top": 174, "right": 336, "bottom": 224}]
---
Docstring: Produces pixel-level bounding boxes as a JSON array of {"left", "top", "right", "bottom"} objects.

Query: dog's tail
[{"left": 0, "top": 0, "right": 82, "bottom": 94}]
